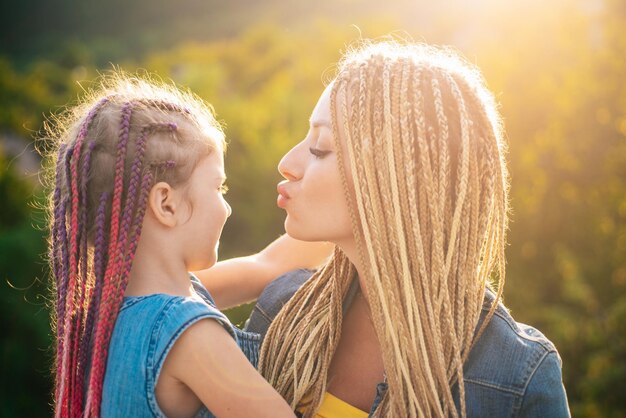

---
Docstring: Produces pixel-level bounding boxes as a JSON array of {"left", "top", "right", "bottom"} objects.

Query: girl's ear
[{"left": 148, "top": 182, "right": 178, "bottom": 227}]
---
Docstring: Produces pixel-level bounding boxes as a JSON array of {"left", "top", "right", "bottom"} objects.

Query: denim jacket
[
  {"left": 246, "top": 269, "right": 570, "bottom": 418},
  {"left": 100, "top": 274, "right": 260, "bottom": 417}
]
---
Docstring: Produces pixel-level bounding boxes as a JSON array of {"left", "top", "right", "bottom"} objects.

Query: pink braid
[
  {"left": 55, "top": 97, "right": 109, "bottom": 418},
  {"left": 85, "top": 102, "right": 133, "bottom": 416}
]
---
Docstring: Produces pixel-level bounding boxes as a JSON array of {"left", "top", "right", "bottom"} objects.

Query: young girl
[{"left": 47, "top": 73, "right": 298, "bottom": 417}]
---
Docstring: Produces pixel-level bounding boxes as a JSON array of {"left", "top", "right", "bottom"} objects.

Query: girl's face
[
  {"left": 277, "top": 83, "right": 354, "bottom": 247},
  {"left": 180, "top": 150, "right": 231, "bottom": 270}
]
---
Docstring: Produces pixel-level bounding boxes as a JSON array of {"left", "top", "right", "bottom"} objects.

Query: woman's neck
[
  {"left": 337, "top": 239, "right": 371, "bottom": 301},
  {"left": 327, "top": 242, "right": 385, "bottom": 410}
]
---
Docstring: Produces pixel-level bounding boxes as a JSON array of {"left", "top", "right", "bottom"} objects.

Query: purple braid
[
  {"left": 51, "top": 143, "right": 68, "bottom": 284},
  {"left": 118, "top": 170, "right": 154, "bottom": 301},
  {"left": 57, "top": 145, "right": 74, "bottom": 341},
  {"left": 52, "top": 144, "right": 67, "bottom": 312},
  {"left": 55, "top": 145, "right": 74, "bottom": 379},
  {"left": 93, "top": 192, "right": 110, "bottom": 288},
  {"left": 85, "top": 101, "right": 134, "bottom": 415},
  {"left": 76, "top": 141, "right": 98, "bottom": 294},
  {"left": 78, "top": 191, "right": 109, "bottom": 400},
  {"left": 104, "top": 101, "right": 133, "bottom": 272},
  {"left": 85, "top": 192, "right": 110, "bottom": 330},
  {"left": 53, "top": 195, "right": 69, "bottom": 408},
  {"left": 79, "top": 141, "right": 97, "bottom": 278},
  {"left": 54, "top": 197, "right": 69, "bottom": 329},
  {"left": 73, "top": 140, "right": 98, "bottom": 409},
  {"left": 63, "top": 145, "right": 74, "bottom": 213},
  {"left": 73, "top": 141, "right": 96, "bottom": 312},
  {"left": 113, "top": 122, "right": 177, "bottom": 279}
]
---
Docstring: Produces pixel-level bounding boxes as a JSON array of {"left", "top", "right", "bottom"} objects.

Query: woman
[{"left": 246, "top": 41, "right": 570, "bottom": 417}]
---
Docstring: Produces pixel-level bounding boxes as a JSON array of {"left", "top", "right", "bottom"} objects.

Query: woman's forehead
[{"left": 310, "top": 83, "right": 333, "bottom": 126}]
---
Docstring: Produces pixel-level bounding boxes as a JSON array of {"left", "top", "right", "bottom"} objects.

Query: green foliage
[
  {"left": 0, "top": 57, "right": 97, "bottom": 141},
  {"left": 1, "top": 1, "right": 625, "bottom": 415},
  {"left": 0, "top": 220, "right": 50, "bottom": 418},
  {"left": 0, "top": 155, "right": 33, "bottom": 229},
  {"left": 466, "top": 6, "right": 626, "bottom": 416},
  {"left": 0, "top": 166, "right": 51, "bottom": 416}
]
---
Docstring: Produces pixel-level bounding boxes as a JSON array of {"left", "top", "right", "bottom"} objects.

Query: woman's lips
[{"left": 277, "top": 181, "right": 290, "bottom": 208}]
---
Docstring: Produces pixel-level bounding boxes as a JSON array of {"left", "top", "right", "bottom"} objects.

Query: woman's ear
[{"left": 147, "top": 181, "right": 178, "bottom": 227}]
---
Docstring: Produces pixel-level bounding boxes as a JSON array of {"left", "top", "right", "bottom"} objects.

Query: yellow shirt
[{"left": 309, "top": 392, "right": 369, "bottom": 418}]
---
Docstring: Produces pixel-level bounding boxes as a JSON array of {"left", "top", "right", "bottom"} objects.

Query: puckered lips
[{"left": 277, "top": 181, "right": 291, "bottom": 208}]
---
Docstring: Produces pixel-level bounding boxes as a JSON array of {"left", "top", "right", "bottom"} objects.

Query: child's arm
[
  {"left": 194, "top": 235, "right": 333, "bottom": 309},
  {"left": 160, "top": 318, "right": 295, "bottom": 417}
]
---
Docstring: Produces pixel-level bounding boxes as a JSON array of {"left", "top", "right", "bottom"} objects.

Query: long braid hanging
[
  {"left": 71, "top": 139, "right": 98, "bottom": 414},
  {"left": 51, "top": 143, "right": 67, "bottom": 299},
  {"left": 78, "top": 190, "right": 109, "bottom": 398},
  {"left": 52, "top": 143, "right": 68, "bottom": 330},
  {"left": 259, "top": 43, "right": 508, "bottom": 418}
]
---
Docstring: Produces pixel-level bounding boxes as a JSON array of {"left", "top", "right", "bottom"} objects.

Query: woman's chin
[
  {"left": 284, "top": 223, "right": 320, "bottom": 243},
  {"left": 284, "top": 220, "right": 304, "bottom": 241}
]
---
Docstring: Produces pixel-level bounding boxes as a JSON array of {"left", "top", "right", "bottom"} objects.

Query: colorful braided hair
[
  {"left": 45, "top": 72, "right": 225, "bottom": 417},
  {"left": 259, "top": 41, "right": 509, "bottom": 417}
]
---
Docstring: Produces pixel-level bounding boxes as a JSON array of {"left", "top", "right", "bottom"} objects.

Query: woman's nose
[{"left": 278, "top": 141, "right": 304, "bottom": 181}]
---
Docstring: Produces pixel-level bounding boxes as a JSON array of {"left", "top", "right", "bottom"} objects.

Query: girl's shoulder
[
  {"left": 103, "top": 278, "right": 236, "bottom": 417},
  {"left": 116, "top": 275, "right": 236, "bottom": 345}
]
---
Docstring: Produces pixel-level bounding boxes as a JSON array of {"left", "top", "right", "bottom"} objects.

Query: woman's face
[{"left": 277, "top": 83, "right": 354, "bottom": 246}]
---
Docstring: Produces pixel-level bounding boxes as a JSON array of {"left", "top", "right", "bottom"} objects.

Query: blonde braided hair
[{"left": 259, "top": 41, "right": 509, "bottom": 418}]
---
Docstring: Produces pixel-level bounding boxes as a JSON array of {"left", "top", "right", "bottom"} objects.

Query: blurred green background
[{"left": 1, "top": 0, "right": 625, "bottom": 416}]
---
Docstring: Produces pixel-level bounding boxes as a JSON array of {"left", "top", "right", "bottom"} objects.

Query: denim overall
[
  {"left": 100, "top": 273, "right": 260, "bottom": 417},
  {"left": 246, "top": 269, "right": 571, "bottom": 418}
]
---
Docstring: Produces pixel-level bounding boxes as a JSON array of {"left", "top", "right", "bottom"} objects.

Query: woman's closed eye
[
  {"left": 309, "top": 147, "right": 331, "bottom": 159},
  {"left": 219, "top": 184, "right": 229, "bottom": 195}
]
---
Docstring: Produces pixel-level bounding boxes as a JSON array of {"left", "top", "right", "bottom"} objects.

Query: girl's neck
[{"left": 124, "top": 237, "right": 194, "bottom": 297}]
